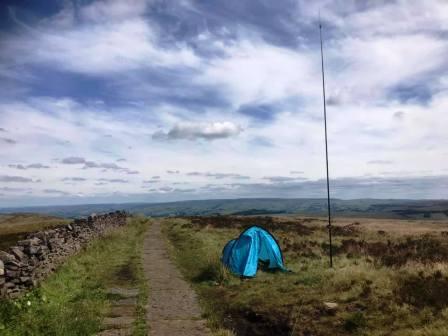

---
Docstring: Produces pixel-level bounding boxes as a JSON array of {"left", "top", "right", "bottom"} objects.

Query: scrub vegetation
[
  {"left": 0, "top": 215, "right": 150, "bottom": 336},
  {"left": 163, "top": 215, "right": 448, "bottom": 336}
]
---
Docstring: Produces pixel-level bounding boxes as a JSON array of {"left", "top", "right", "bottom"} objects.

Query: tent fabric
[{"left": 221, "top": 226, "right": 286, "bottom": 277}]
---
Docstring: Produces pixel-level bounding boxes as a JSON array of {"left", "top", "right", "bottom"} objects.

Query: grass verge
[{"left": 0, "top": 215, "right": 150, "bottom": 336}]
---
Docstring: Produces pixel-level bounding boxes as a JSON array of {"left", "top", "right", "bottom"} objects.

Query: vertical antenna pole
[{"left": 319, "top": 16, "right": 333, "bottom": 268}]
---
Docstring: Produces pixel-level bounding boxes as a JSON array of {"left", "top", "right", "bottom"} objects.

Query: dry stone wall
[{"left": 0, "top": 211, "right": 127, "bottom": 299}]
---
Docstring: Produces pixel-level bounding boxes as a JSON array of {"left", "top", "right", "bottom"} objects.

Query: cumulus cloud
[{"left": 153, "top": 122, "right": 243, "bottom": 141}]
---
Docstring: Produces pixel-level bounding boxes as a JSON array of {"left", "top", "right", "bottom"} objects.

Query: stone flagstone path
[{"left": 142, "top": 220, "right": 211, "bottom": 336}]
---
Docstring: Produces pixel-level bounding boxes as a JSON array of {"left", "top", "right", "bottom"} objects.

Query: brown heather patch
[
  {"left": 185, "top": 215, "right": 315, "bottom": 235},
  {"left": 396, "top": 271, "right": 448, "bottom": 310},
  {"left": 337, "top": 235, "right": 448, "bottom": 266}
]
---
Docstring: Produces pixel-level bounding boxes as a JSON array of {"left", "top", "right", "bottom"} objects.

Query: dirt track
[{"left": 143, "top": 220, "right": 211, "bottom": 336}]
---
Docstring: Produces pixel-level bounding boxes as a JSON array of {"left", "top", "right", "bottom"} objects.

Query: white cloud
[
  {"left": 330, "top": 33, "right": 447, "bottom": 103},
  {"left": 43, "top": 189, "right": 69, "bottom": 195},
  {"left": 0, "top": 175, "right": 34, "bottom": 183},
  {"left": 186, "top": 172, "right": 250, "bottom": 179},
  {"left": 368, "top": 160, "right": 393, "bottom": 165},
  {"left": 198, "top": 40, "right": 318, "bottom": 106},
  {"left": 98, "top": 178, "right": 129, "bottom": 183},
  {"left": 80, "top": 0, "right": 148, "bottom": 23},
  {"left": 166, "top": 170, "right": 180, "bottom": 174},
  {"left": 263, "top": 176, "right": 307, "bottom": 183},
  {"left": 4, "top": 17, "right": 199, "bottom": 75},
  {"left": 1, "top": 137, "right": 16, "bottom": 145},
  {"left": 153, "top": 121, "right": 243, "bottom": 141},
  {"left": 8, "top": 163, "right": 50, "bottom": 169},
  {"left": 333, "top": 1, "right": 448, "bottom": 37},
  {"left": 62, "top": 157, "right": 86, "bottom": 164}
]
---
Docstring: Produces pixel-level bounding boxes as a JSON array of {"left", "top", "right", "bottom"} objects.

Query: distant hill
[{"left": 1, "top": 198, "right": 448, "bottom": 220}]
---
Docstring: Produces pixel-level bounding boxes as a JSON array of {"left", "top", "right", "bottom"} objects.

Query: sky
[{"left": 0, "top": 0, "right": 447, "bottom": 207}]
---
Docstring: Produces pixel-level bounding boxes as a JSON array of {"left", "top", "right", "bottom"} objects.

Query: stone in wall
[{"left": 0, "top": 211, "right": 127, "bottom": 299}]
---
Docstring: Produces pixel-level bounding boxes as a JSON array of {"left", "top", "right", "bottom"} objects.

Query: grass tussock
[
  {"left": 0, "top": 215, "right": 150, "bottom": 336},
  {"left": 193, "top": 254, "right": 231, "bottom": 285},
  {"left": 163, "top": 215, "right": 448, "bottom": 336}
]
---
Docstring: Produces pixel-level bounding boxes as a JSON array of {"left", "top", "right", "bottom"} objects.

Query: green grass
[
  {"left": 0, "top": 215, "right": 150, "bottom": 336},
  {"left": 163, "top": 217, "right": 448, "bottom": 336}
]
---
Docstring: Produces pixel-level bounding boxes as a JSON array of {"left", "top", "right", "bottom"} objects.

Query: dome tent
[{"left": 221, "top": 226, "right": 286, "bottom": 277}]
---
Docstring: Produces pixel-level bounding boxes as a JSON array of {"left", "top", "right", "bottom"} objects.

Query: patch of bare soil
[
  {"left": 143, "top": 221, "right": 211, "bottom": 336},
  {"left": 225, "top": 307, "right": 292, "bottom": 336}
]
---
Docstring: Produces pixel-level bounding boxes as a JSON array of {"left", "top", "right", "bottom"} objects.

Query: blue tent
[{"left": 221, "top": 226, "right": 286, "bottom": 277}]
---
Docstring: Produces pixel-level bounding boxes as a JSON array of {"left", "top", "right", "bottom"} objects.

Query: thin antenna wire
[{"left": 319, "top": 14, "right": 333, "bottom": 268}]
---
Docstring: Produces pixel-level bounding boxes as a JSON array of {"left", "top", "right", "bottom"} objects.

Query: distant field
[
  {"left": 164, "top": 215, "right": 448, "bottom": 336},
  {"left": 0, "top": 213, "right": 69, "bottom": 250},
  {"left": 1, "top": 198, "right": 448, "bottom": 220}
]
